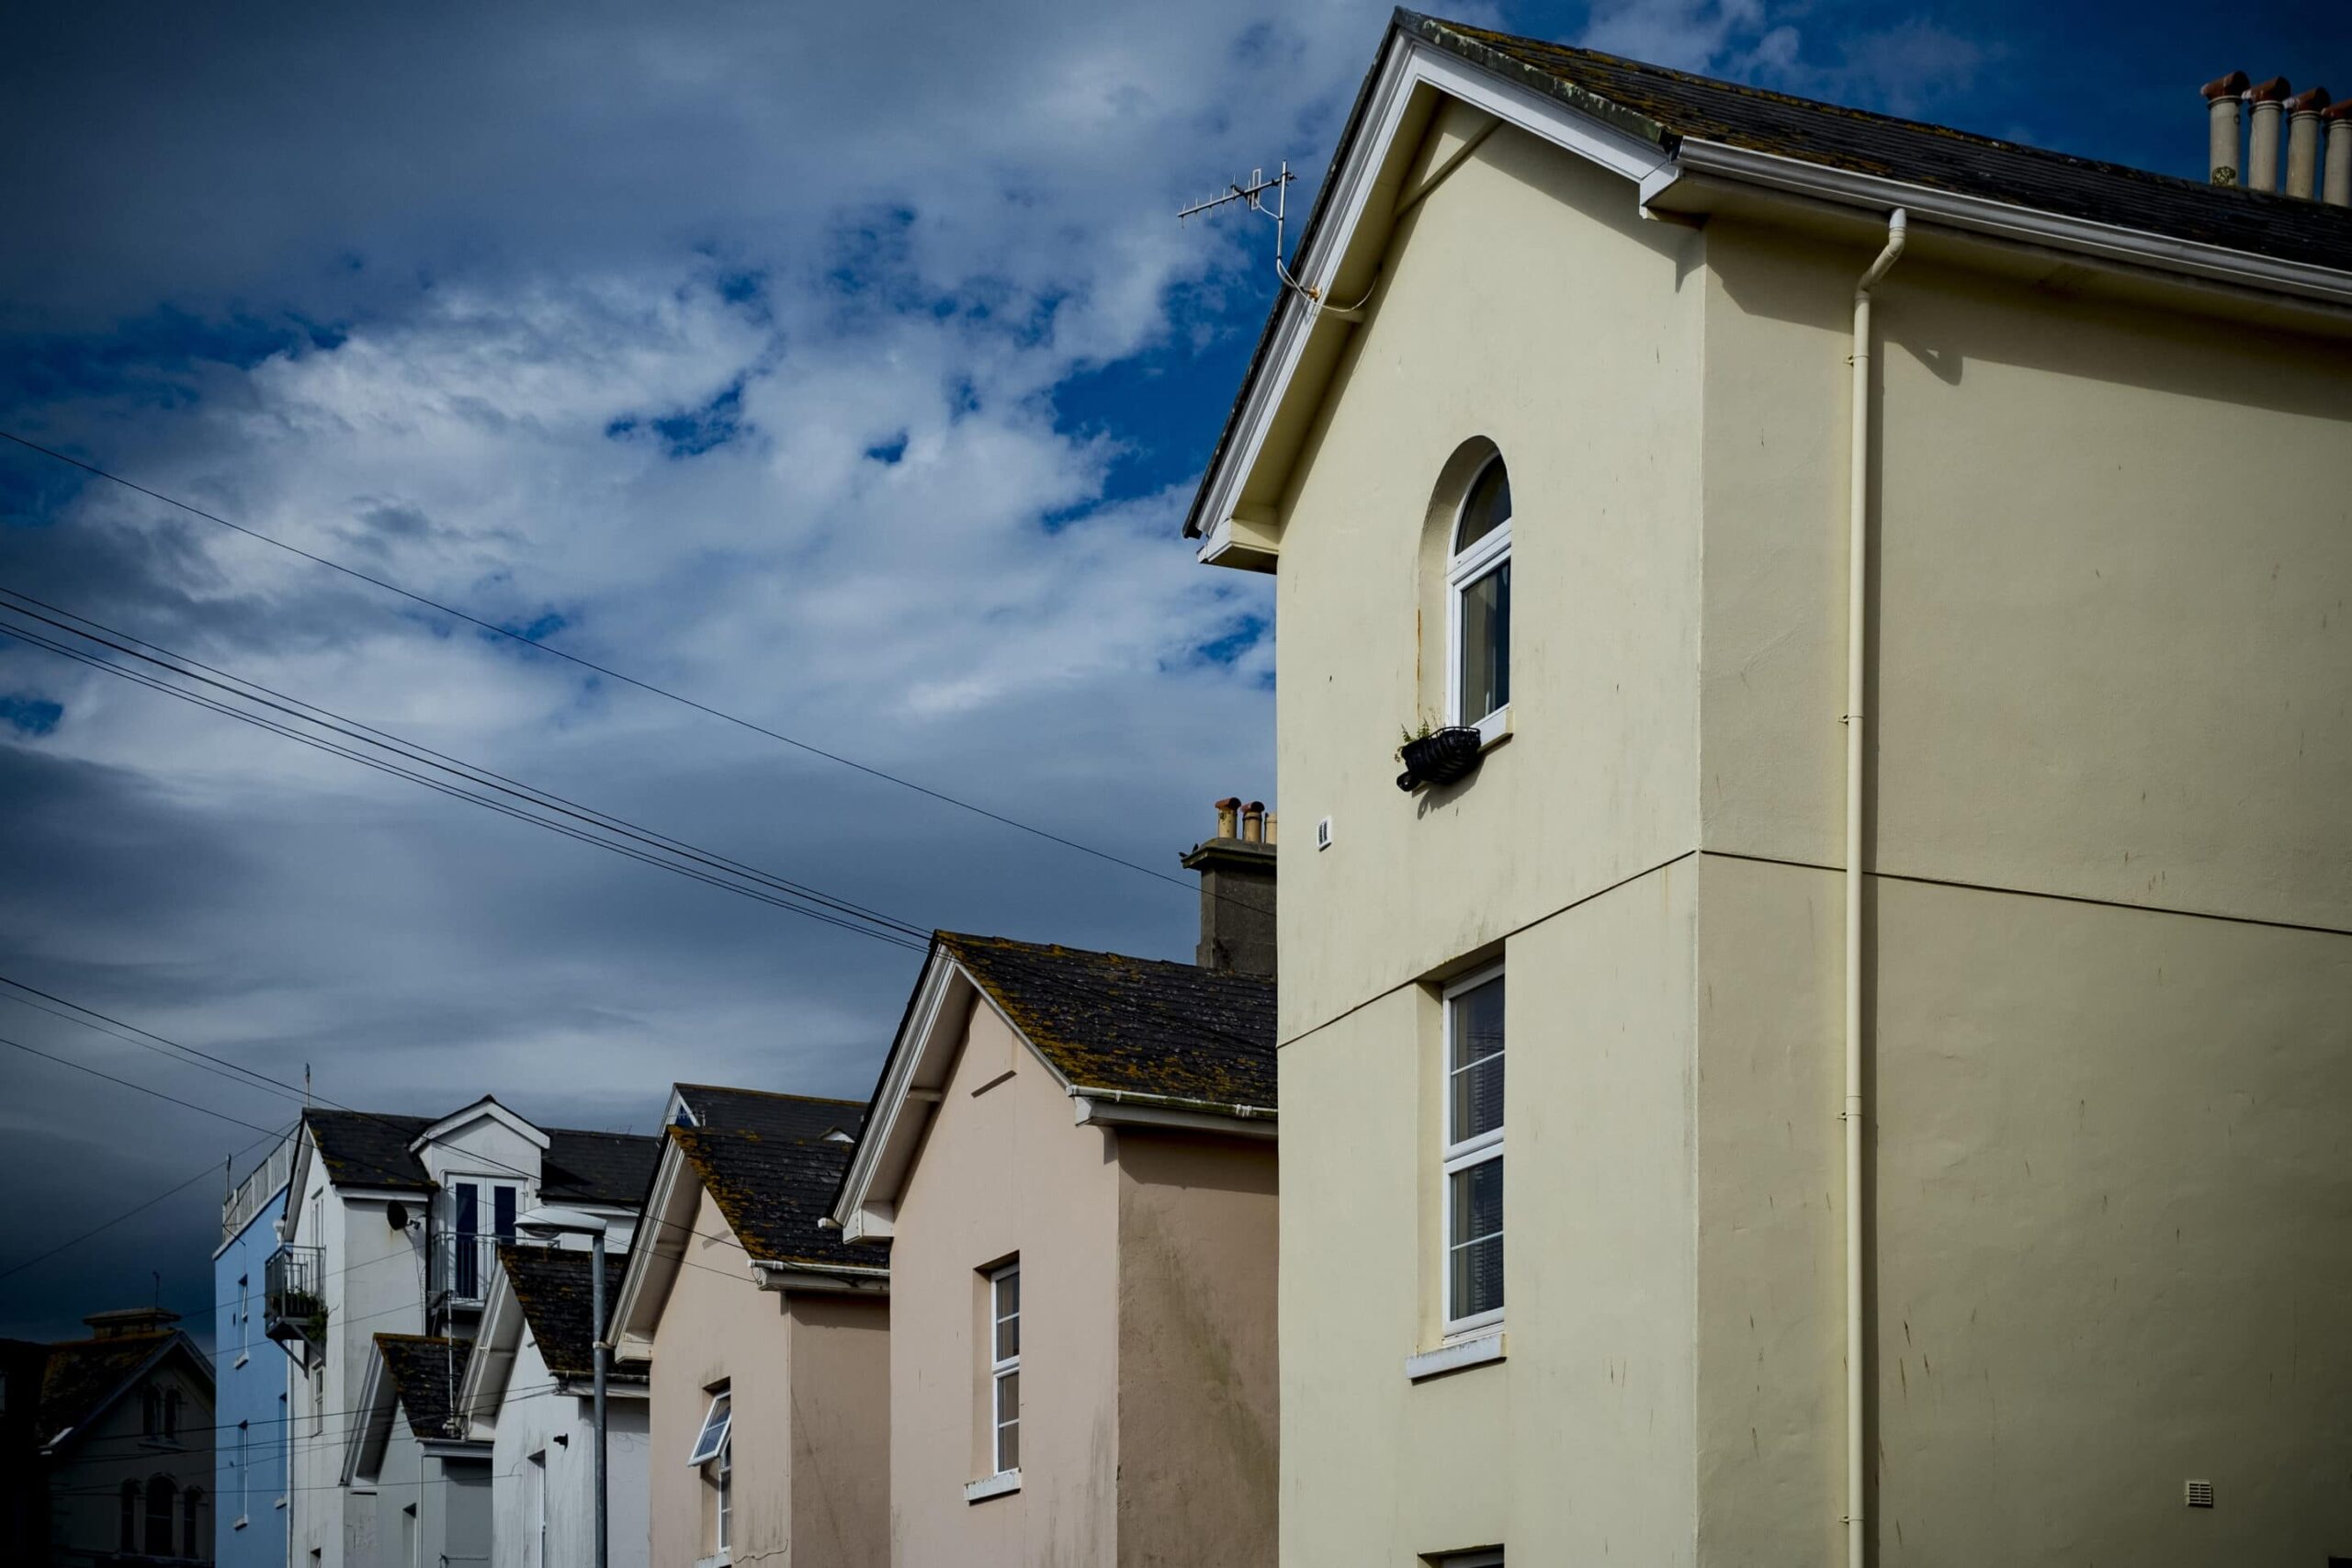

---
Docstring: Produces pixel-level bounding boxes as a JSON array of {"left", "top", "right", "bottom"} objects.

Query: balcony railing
[
  {"left": 263, "top": 1246, "right": 326, "bottom": 1346},
  {"left": 430, "top": 1232, "right": 503, "bottom": 1308}
]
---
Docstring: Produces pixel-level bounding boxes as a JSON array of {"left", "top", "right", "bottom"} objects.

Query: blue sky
[{"left": 0, "top": 0, "right": 2342, "bottom": 1339}]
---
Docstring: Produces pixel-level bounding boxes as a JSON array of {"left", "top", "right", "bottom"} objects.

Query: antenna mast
[{"left": 1179, "top": 162, "right": 1372, "bottom": 321}]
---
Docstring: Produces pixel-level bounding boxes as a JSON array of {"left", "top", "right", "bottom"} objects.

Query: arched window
[
  {"left": 164, "top": 1386, "right": 181, "bottom": 1439},
  {"left": 183, "top": 1487, "right": 205, "bottom": 1560},
  {"left": 142, "top": 1386, "right": 160, "bottom": 1437},
  {"left": 145, "top": 1476, "right": 176, "bottom": 1556},
  {"left": 119, "top": 1481, "right": 140, "bottom": 1551},
  {"left": 1450, "top": 456, "right": 1512, "bottom": 730}
]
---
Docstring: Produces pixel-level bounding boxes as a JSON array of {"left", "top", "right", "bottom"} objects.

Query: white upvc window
[
  {"left": 1447, "top": 456, "right": 1512, "bottom": 741},
  {"left": 687, "top": 1386, "right": 731, "bottom": 1465},
  {"left": 714, "top": 1438, "right": 731, "bottom": 1552},
  {"left": 989, "top": 1261, "right": 1021, "bottom": 1475},
  {"left": 1442, "top": 966, "right": 1506, "bottom": 1335}
]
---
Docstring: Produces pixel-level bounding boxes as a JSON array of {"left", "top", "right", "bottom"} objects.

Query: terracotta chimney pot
[{"left": 2201, "top": 71, "right": 2248, "bottom": 186}]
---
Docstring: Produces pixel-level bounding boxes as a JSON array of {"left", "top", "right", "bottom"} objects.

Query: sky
[{"left": 1, "top": 0, "right": 2344, "bottom": 1344}]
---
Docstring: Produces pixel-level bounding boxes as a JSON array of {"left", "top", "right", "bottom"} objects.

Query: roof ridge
[
  {"left": 1413, "top": 11, "right": 2337, "bottom": 211},
  {"left": 676, "top": 1083, "right": 867, "bottom": 1110},
  {"left": 938, "top": 930, "right": 1277, "bottom": 982}
]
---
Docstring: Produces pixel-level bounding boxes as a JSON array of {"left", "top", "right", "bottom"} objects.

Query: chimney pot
[
  {"left": 2202, "top": 71, "right": 2249, "bottom": 186},
  {"left": 2324, "top": 100, "right": 2352, "bottom": 207},
  {"left": 1182, "top": 801, "right": 1277, "bottom": 977},
  {"left": 2286, "top": 86, "right": 2330, "bottom": 198},
  {"left": 2246, "top": 77, "right": 2291, "bottom": 192}
]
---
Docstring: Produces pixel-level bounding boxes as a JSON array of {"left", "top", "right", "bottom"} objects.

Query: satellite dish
[{"left": 387, "top": 1201, "right": 410, "bottom": 1231}]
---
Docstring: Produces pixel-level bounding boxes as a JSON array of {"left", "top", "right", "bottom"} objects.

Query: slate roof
[
  {"left": 670, "top": 1088, "right": 875, "bottom": 1272},
  {"left": 940, "top": 932, "right": 1278, "bottom": 1111},
  {"left": 1409, "top": 12, "right": 2352, "bottom": 271},
  {"left": 495, "top": 1245, "right": 645, "bottom": 1385},
  {"left": 374, "top": 1334, "right": 469, "bottom": 1441},
  {"left": 1187, "top": 9, "right": 2352, "bottom": 540},
  {"left": 302, "top": 1108, "right": 659, "bottom": 1206},
  {"left": 35, "top": 1332, "right": 186, "bottom": 1449}
]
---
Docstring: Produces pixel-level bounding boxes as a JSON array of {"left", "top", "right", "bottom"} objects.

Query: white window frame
[
  {"left": 713, "top": 1436, "right": 731, "bottom": 1554},
  {"left": 686, "top": 1387, "right": 731, "bottom": 1466},
  {"left": 1446, "top": 456, "right": 1513, "bottom": 743},
  {"left": 989, "top": 1261, "right": 1021, "bottom": 1478},
  {"left": 1442, "top": 964, "right": 1506, "bottom": 1337},
  {"left": 1441, "top": 1553, "right": 1504, "bottom": 1568}
]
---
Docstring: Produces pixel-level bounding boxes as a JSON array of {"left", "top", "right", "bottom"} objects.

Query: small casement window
[
  {"left": 1449, "top": 457, "right": 1512, "bottom": 733},
  {"left": 183, "top": 1487, "right": 205, "bottom": 1561},
  {"left": 142, "top": 1386, "right": 160, "bottom": 1437},
  {"left": 164, "top": 1386, "right": 181, "bottom": 1439},
  {"left": 687, "top": 1386, "right": 732, "bottom": 1466},
  {"left": 989, "top": 1261, "right": 1021, "bottom": 1474},
  {"left": 145, "top": 1476, "right": 176, "bottom": 1556},
  {"left": 714, "top": 1436, "right": 732, "bottom": 1552},
  {"left": 1442, "top": 967, "right": 1506, "bottom": 1333}
]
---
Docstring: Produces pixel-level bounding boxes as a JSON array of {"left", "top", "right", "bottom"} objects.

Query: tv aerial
[{"left": 1179, "top": 161, "right": 1373, "bottom": 321}]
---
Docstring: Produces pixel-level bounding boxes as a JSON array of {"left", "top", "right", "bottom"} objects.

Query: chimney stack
[
  {"left": 2286, "top": 87, "right": 2331, "bottom": 198},
  {"left": 2203, "top": 71, "right": 2248, "bottom": 185},
  {"left": 1182, "top": 795, "right": 1276, "bottom": 978},
  {"left": 83, "top": 1306, "right": 182, "bottom": 1340},
  {"left": 2326, "top": 100, "right": 2352, "bottom": 206},
  {"left": 2247, "top": 76, "right": 2292, "bottom": 192}
]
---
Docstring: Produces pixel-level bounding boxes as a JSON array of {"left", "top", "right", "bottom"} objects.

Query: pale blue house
[{"left": 214, "top": 1137, "right": 294, "bottom": 1568}]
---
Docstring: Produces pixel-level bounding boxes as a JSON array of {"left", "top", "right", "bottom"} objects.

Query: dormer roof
[{"left": 406, "top": 1095, "right": 550, "bottom": 1156}]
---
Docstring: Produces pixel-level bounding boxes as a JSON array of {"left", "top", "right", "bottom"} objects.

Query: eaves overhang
[
  {"left": 1182, "top": 9, "right": 2352, "bottom": 565},
  {"left": 609, "top": 1130, "right": 713, "bottom": 1365}
]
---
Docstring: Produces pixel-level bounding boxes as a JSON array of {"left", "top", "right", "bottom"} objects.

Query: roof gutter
[
  {"left": 1647, "top": 138, "right": 2352, "bottom": 310},
  {"left": 749, "top": 1258, "right": 891, "bottom": 1294},
  {"left": 1066, "top": 1083, "right": 1280, "bottom": 1141}
]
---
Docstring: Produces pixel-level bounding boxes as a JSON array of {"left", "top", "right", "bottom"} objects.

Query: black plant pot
[{"left": 1396, "top": 726, "right": 1484, "bottom": 791}]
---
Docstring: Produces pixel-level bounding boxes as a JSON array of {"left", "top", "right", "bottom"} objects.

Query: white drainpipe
[{"left": 1845, "top": 206, "right": 1906, "bottom": 1568}]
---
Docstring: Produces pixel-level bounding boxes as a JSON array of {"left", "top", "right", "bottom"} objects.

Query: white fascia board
[
  {"left": 342, "top": 1348, "right": 395, "bottom": 1486},
  {"left": 456, "top": 1269, "right": 523, "bottom": 1423},
  {"left": 831, "top": 946, "right": 962, "bottom": 1239},
  {"left": 610, "top": 1138, "right": 697, "bottom": 1357},
  {"left": 407, "top": 1096, "right": 550, "bottom": 1156},
  {"left": 1665, "top": 138, "right": 2352, "bottom": 310},
  {"left": 1194, "top": 34, "right": 1675, "bottom": 567},
  {"left": 750, "top": 1260, "right": 892, "bottom": 1295},
  {"left": 1070, "top": 1096, "right": 1279, "bottom": 1142}
]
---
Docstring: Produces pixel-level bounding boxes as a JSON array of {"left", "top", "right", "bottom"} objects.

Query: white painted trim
[
  {"left": 1196, "top": 36, "right": 1675, "bottom": 563},
  {"left": 1446, "top": 456, "right": 1512, "bottom": 730},
  {"left": 1070, "top": 1097, "right": 1280, "bottom": 1140},
  {"left": 1195, "top": 26, "right": 2352, "bottom": 566},
  {"left": 749, "top": 1260, "right": 891, "bottom": 1295},
  {"left": 1668, "top": 138, "right": 2352, "bottom": 310},
  {"left": 831, "top": 947, "right": 961, "bottom": 1240},
  {"left": 989, "top": 1262, "right": 1021, "bottom": 1477},
  {"left": 611, "top": 1134, "right": 700, "bottom": 1356},
  {"left": 406, "top": 1096, "right": 550, "bottom": 1156},
  {"left": 1405, "top": 1330, "right": 1507, "bottom": 1382},
  {"left": 963, "top": 1469, "right": 1022, "bottom": 1504},
  {"left": 1441, "top": 964, "right": 1507, "bottom": 1337}
]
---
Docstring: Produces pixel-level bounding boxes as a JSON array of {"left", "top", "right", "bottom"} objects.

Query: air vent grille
[{"left": 2184, "top": 1479, "right": 2215, "bottom": 1509}]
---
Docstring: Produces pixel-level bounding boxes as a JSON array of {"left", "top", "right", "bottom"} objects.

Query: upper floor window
[
  {"left": 164, "top": 1386, "right": 181, "bottom": 1439},
  {"left": 1450, "top": 457, "right": 1511, "bottom": 733},
  {"left": 989, "top": 1261, "right": 1021, "bottom": 1475},
  {"left": 689, "top": 1382, "right": 732, "bottom": 1555},
  {"left": 183, "top": 1487, "right": 205, "bottom": 1560},
  {"left": 1442, "top": 968, "right": 1505, "bottom": 1334},
  {"left": 145, "top": 1475, "right": 176, "bottom": 1556}
]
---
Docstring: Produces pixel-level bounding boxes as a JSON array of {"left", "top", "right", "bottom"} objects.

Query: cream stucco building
[
  {"left": 611, "top": 1083, "right": 890, "bottom": 1568},
  {"left": 1189, "top": 13, "right": 2352, "bottom": 1566},
  {"left": 831, "top": 906, "right": 1279, "bottom": 1568}
]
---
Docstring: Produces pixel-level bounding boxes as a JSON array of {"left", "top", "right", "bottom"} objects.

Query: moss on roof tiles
[
  {"left": 938, "top": 932, "right": 1276, "bottom": 1111},
  {"left": 669, "top": 1089, "right": 876, "bottom": 1273}
]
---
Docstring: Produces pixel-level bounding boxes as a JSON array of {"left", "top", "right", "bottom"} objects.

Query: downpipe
[{"left": 1845, "top": 207, "right": 1905, "bottom": 1568}]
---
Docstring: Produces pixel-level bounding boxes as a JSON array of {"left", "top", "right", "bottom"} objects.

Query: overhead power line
[
  {"left": 0, "top": 1032, "right": 288, "bottom": 1136},
  {"left": 0, "top": 592, "right": 932, "bottom": 953},
  {"left": 0, "top": 428, "right": 1222, "bottom": 903},
  {"left": 0, "top": 1124, "right": 292, "bottom": 1283}
]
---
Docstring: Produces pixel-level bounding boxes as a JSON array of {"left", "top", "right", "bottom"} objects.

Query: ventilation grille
[{"left": 2184, "top": 1479, "right": 2216, "bottom": 1509}]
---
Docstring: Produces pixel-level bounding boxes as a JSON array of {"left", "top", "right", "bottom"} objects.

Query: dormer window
[{"left": 1449, "top": 456, "right": 1512, "bottom": 737}]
